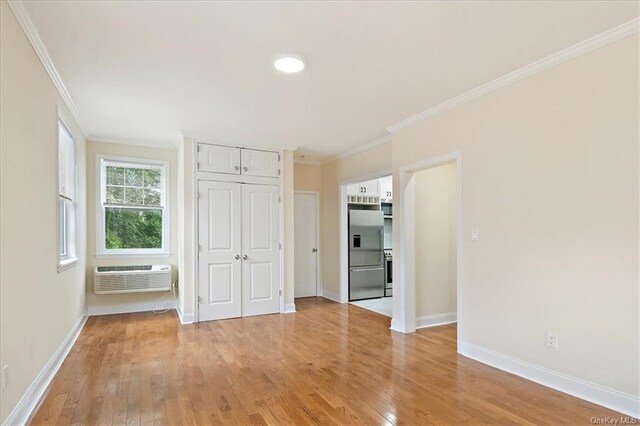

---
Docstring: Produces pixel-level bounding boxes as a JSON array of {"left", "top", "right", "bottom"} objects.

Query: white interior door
[
  {"left": 198, "top": 181, "right": 242, "bottom": 321},
  {"left": 294, "top": 193, "right": 318, "bottom": 298},
  {"left": 241, "top": 184, "right": 280, "bottom": 317}
]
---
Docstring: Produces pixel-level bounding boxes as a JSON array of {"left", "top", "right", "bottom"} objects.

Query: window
[
  {"left": 58, "top": 120, "right": 78, "bottom": 271},
  {"left": 97, "top": 156, "right": 169, "bottom": 256}
]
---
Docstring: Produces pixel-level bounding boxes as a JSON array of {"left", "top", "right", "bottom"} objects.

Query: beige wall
[
  {"left": 392, "top": 35, "right": 639, "bottom": 396},
  {"left": 0, "top": 2, "right": 87, "bottom": 421},
  {"left": 320, "top": 142, "right": 392, "bottom": 297},
  {"left": 294, "top": 162, "right": 321, "bottom": 192},
  {"left": 86, "top": 141, "right": 179, "bottom": 313},
  {"left": 414, "top": 163, "right": 457, "bottom": 318}
]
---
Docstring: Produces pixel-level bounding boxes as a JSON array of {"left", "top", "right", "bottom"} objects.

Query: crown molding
[
  {"left": 387, "top": 17, "right": 640, "bottom": 133},
  {"left": 323, "top": 134, "right": 393, "bottom": 165},
  {"left": 294, "top": 158, "right": 321, "bottom": 166},
  {"left": 8, "top": 0, "right": 88, "bottom": 137},
  {"left": 89, "top": 136, "right": 180, "bottom": 150}
]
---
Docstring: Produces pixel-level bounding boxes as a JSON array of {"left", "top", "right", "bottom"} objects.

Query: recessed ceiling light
[{"left": 274, "top": 55, "right": 305, "bottom": 73}]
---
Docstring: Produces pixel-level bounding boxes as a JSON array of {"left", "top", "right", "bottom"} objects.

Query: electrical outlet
[
  {"left": 3, "top": 365, "right": 8, "bottom": 389},
  {"left": 546, "top": 331, "right": 558, "bottom": 349}
]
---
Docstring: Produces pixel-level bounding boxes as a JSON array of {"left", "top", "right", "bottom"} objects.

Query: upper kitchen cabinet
[
  {"left": 197, "top": 143, "right": 280, "bottom": 178},
  {"left": 379, "top": 176, "right": 392, "bottom": 200},
  {"left": 241, "top": 148, "right": 280, "bottom": 178},
  {"left": 197, "top": 143, "right": 241, "bottom": 174},
  {"left": 359, "top": 179, "right": 379, "bottom": 196}
]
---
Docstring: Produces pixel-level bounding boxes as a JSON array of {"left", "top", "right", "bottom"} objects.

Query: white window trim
[
  {"left": 57, "top": 114, "right": 79, "bottom": 272},
  {"left": 96, "top": 154, "right": 171, "bottom": 257}
]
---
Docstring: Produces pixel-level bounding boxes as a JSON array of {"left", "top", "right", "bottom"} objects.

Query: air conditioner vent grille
[{"left": 94, "top": 265, "right": 171, "bottom": 294}]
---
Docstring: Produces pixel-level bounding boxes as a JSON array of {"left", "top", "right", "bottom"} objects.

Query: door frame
[
  {"left": 338, "top": 169, "right": 393, "bottom": 303},
  {"left": 395, "top": 151, "right": 463, "bottom": 353},
  {"left": 294, "top": 190, "right": 321, "bottom": 298}
]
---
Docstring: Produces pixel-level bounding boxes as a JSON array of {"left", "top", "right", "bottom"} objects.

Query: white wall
[
  {"left": 0, "top": 2, "right": 87, "bottom": 421},
  {"left": 85, "top": 141, "right": 179, "bottom": 315},
  {"left": 392, "top": 35, "right": 639, "bottom": 397},
  {"left": 414, "top": 163, "right": 457, "bottom": 318}
]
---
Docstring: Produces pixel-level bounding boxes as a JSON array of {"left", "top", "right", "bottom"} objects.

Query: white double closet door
[{"left": 198, "top": 181, "right": 280, "bottom": 321}]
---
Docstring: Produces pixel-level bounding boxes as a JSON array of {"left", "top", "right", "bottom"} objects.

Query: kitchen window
[{"left": 97, "top": 156, "right": 169, "bottom": 256}]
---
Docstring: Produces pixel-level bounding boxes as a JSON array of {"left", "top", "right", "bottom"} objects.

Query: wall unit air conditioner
[{"left": 94, "top": 265, "right": 172, "bottom": 294}]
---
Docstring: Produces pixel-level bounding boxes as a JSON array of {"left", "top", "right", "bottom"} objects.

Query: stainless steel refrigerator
[{"left": 349, "top": 210, "right": 385, "bottom": 301}]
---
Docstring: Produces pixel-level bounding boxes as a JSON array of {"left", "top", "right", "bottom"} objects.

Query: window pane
[
  {"left": 106, "top": 166, "right": 125, "bottom": 185},
  {"left": 125, "top": 187, "right": 144, "bottom": 205},
  {"left": 144, "top": 168, "right": 162, "bottom": 189},
  {"left": 143, "top": 188, "right": 161, "bottom": 206},
  {"left": 125, "top": 167, "right": 144, "bottom": 186},
  {"left": 105, "top": 207, "right": 163, "bottom": 249},
  {"left": 106, "top": 186, "right": 124, "bottom": 203}
]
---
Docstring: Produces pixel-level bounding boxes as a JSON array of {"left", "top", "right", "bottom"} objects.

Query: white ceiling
[{"left": 22, "top": 1, "right": 639, "bottom": 159}]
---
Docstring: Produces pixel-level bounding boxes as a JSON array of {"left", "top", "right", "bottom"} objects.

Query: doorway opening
[{"left": 396, "top": 151, "right": 462, "bottom": 350}]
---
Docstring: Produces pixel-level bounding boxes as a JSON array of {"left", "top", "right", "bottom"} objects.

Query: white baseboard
[
  {"left": 416, "top": 312, "right": 457, "bottom": 329},
  {"left": 461, "top": 342, "right": 640, "bottom": 419},
  {"left": 87, "top": 299, "right": 175, "bottom": 316},
  {"left": 4, "top": 313, "right": 88, "bottom": 426},
  {"left": 176, "top": 305, "right": 194, "bottom": 324},
  {"left": 283, "top": 302, "right": 296, "bottom": 314},
  {"left": 321, "top": 289, "right": 341, "bottom": 303}
]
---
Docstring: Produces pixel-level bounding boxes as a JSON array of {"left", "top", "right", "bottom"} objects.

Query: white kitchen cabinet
[
  {"left": 379, "top": 176, "right": 393, "bottom": 200},
  {"left": 359, "top": 179, "right": 379, "bottom": 196},
  {"left": 241, "top": 149, "right": 280, "bottom": 178},
  {"left": 197, "top": 143, "right": 241, "bottom": 174}
]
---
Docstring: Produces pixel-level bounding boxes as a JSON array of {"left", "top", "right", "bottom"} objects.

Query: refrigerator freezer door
[{"left": 349, "top": 267, "right": 385, "bottom": 300}]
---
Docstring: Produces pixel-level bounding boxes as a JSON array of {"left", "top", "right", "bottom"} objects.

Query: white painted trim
[
  {"left": 87, "top": 299, "right": 174, "bottom": 316},
  {"left": 461, "top": 342, "right": 640, "bottom": 419},
  {"left": 324, "top": 134, "right": 393, "bottom": 164},
  {"left": 416, "top": 312, "right": 457, "bottom": 329},
  {"left": 283, "top": 303, "right": 297, "bottom": 314},
  {"left": 396, "top": 152, "right": 463, "bottom": 347},
  {"left": 294, "top": 158, "right": 321, "bottom": 166},
  {"left": 176, "top": 305, "right": 195, "bottom": 324},
  {"left": 338, "top": 169, "right": 394, "bottom": 304},
  {"left": 7, "top": 1, "right": 87, "bottom": 138},
  {"left": 321, "top": 289, "right": 341, "bottom": 303},
  {"left": 89, "top": 136, "right": 180, "bottom": 150},
  {"left": 387, "top": 18, "right": 640, "bottom": 133},
  {"left": 94, "top": 154, "right": 171, "bottom": 257},
  {"left": 3, "top": 313, "right": 88, "bottom": 426},
  {"left": 294, "top": 191, "right": 321, "bottom": 298}
]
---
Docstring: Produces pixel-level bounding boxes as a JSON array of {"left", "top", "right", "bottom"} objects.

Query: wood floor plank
[{"left": 29, "top": 297, "right": 626, "bottom": 425}]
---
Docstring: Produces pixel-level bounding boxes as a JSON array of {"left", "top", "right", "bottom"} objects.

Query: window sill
[
  {"left": 95, "top": 252, "right": 172, "bottom": 259},
  {"left": 58, "top": 257, "right": 80, "bottom": 273}
]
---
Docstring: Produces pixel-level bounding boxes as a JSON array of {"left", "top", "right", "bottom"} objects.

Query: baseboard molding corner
[
  {"left": 176, "top": 306, "right": 194, "bottom": 324},
  {"left": 416, "top": 312, "right": 457, "bottom": 329},
  {"left": 461, "top": 342, "right": 640, "bottom": 419},
  {"left": 321, "top": 289, "right": 341, "bottom": 303},
  {"left": 284, "top": 302, "right": 296, "bottom": 314},
  {"left": 4, "top": 313, "right": 88, "bottom": 426}
]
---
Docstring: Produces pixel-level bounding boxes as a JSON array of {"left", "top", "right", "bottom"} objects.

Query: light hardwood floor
[{"left": 30, "top": 297, "right": 622, "bottom": 425}]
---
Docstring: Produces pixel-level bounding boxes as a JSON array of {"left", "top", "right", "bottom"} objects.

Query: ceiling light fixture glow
[{"left": 274, "top": 55, "right": 305, "bottom": 73}]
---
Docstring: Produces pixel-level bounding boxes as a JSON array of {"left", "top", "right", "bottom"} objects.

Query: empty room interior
[{"left": 1, "top": 1, "right": 639, "bottom": 424}]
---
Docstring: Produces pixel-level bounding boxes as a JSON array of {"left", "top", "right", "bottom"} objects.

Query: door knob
[
  {"left": 242, "top": 255, "right": 248, "bottom": 260},
  {"left": 235, "top": 255, "right": 240, "bottom": 260}
]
